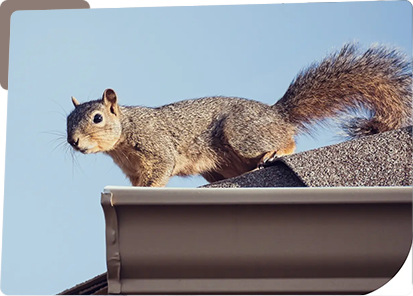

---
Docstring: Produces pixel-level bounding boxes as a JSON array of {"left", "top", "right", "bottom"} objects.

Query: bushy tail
[{"left": 274, "top": 43, "right": 412, "bottom": 138}]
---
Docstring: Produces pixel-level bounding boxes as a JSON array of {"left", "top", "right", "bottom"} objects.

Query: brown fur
[
  {"left": 276, "top": 43, "right": 412, "bottom": 135},
  {"left": 66, "top": 43, "right": 412, "bottom": 187}
]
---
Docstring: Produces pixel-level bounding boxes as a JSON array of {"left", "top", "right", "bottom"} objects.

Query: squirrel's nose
[{"left": 68, "top": 137, "right": 80, "bottom": 148}]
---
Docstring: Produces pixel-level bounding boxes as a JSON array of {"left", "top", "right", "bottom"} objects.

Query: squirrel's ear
[
  {"left": 102, "top": 88, "right": 119, "bottom": 115},
  {"left": 71, "top": 96, "right": 80, "bottom": 108}
]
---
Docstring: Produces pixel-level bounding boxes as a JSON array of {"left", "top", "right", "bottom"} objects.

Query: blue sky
[{"left": 1, "top": 2, "right": 412, "bottom": 294}]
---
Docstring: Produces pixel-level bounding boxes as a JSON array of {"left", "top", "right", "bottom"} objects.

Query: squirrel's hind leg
[{"left": 257, "top": 139, "right": 296, "bottom": 169}]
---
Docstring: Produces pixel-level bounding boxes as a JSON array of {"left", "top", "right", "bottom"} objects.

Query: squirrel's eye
[{"left": 93, "top": 114, "right": 103, "bottom": 124}]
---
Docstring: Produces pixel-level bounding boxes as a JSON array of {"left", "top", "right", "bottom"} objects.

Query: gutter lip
[{"left": 103, "top": 186, "right": 412, "bottom": 205}]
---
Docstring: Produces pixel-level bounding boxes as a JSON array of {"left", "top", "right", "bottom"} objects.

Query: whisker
[
  {"left": 64, "top": 145, "right": 71, "bottom": 162},
  {"left": 72, "top": 152, "right": 86, "bottom": 178},
  {"left": 47, "top": 137, "right": 65, "bottom": 146},
  {"left": 45, "top": 110, "right": 67, "bottom": 121},
  {"left": 41, "top": 130, "right": 66, "bottom": 137},
  {"left": 49, "top": 98, "right": 69, "bottom": 117},
  {"left": 41, "top": 129, "right": 66, "bottom": 133},
  {"left": 51, "top": 140, "right": 68, "bottom": 153},
  {"left": 70, "top": 149, "right": 75, "bottom": 181}
]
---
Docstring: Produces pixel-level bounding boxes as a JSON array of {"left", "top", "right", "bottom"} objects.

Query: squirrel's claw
[{"left": 258, "top": 151, "right": 279, "bottom": 169}]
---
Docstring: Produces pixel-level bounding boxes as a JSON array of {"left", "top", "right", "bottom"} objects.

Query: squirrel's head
[{"left": 66, "top": 88, "right": 122, "bottom": 154}]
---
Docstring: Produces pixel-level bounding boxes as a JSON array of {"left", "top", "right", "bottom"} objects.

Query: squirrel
[{"left": 66, "top": 43, "right": 412, "bottom": 187}]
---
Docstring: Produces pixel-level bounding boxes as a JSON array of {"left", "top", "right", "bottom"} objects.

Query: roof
[
  {"left": 58, "top": 273, "right": 107, "bottom": 295},
  {"left": 202, "top": 126, "right": 412, "bottom": 188},
  {"left": 58, "top": 126, "right": 412, "bottom": 294}
]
